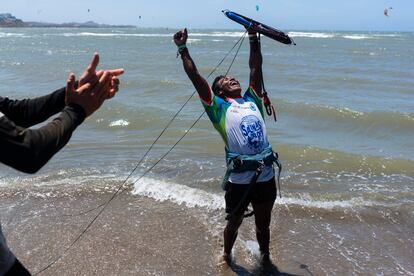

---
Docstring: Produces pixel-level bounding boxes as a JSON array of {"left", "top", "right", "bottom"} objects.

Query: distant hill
[
  {"left": 0, "top": 13, "right": 25, "bottom": 27},
  {"left": 0, "top": 13, "right": 135, "bottom": 28}
]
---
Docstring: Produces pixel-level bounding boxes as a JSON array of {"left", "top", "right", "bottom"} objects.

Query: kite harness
[{"left": 223, "top": 145, "right": 282, "bottom": 220}]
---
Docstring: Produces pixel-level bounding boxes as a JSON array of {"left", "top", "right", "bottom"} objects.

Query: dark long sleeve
[
  {"left": 0, "top": 104, "right": 85, "bottom": 173},
  {"left": 0, "top": 87, "right": 66, "bottom": 128}
]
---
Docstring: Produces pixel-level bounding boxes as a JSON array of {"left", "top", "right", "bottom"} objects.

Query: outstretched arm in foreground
[
  {"left": 0, "top": 53, "right": 123, "bottom": 127},
  {"left": 0, "top": 59, "right": 123, "bottom": 173},
  {"left": 174, "top": 28, "right": 212, "bottom": 103}
]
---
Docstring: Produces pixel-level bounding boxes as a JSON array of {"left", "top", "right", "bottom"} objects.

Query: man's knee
[
  {"left": 255, "top": 224, "right": 270, "bottom": 234},
  {"left": 226, "top": 216, "right": 243, "bottom": 232}
]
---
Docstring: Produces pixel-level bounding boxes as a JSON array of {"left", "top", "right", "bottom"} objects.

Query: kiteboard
[{"left": 222, "top": 10, "right": 295, "bottom": 45}]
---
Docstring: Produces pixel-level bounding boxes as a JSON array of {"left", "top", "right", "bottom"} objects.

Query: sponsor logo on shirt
[
  {"left": 250, "top": 103, "right": 256, "bottom": 111},
  {"left": 240, "top": 115, "right": 264, "bottom": 150}
]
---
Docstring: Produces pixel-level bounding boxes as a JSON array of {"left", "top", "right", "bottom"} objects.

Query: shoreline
[
  {"left": 0, "top": 187, "right": 306, "bottom": 275},
  {"left": 1, "top": 188, "right": 218, "bottom": 275},
  {"left": 1, "top": 185, "right": 413, "bottom": 275}
]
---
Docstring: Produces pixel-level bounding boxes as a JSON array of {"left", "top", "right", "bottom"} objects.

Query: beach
[
  {"left": 2, "top": 184, "right": 413, "bottom": 275},
  {"left": 1, "top": 186, "right": 218, "bottom": 275},
  {"left": 1, "top": 186, "right": 311, "bottom": 276},
  {"left": 1, "top": 28, "right": 413, "bottom": 275}
]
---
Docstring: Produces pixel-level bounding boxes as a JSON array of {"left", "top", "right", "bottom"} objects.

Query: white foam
[
  {"left": 131, "top": 177, "right": 397, "bottom": 212},
  {"left": 372, "top": 34, "right": 400, "bottom": 37},
  {"left": 191, "top": 32, "right": 245, "bottom": 37},
  {"left": 109, "top": 119, "right": 129, "bottom": 127},
  {"left": 288, "top": 32, "right": 335, "bottom": 38},
  {"left": 241, "top": 240, "right": 260, "bottom": 257},
  {"left": 132, "top": 177, "right": 224, "bottom": 210},
  {"left": 276, "top": 196, "right": 375, "bottom": 209},
  {"left": 1, "top": 170, "right": 408, "bottom": 211},
  {"left": 187, "top": 38, "right": 201, "bottom": 43},
  {"left": 59, "top": 32, "right": 172, "bottom": 37},
  {"left": 0, "top": 32, "right": 28, "bottom": 38},
  {"left": 343, "top": 35, "right": 371, "bottom": 40}
]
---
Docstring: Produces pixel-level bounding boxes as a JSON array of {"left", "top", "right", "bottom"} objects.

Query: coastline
[
  {"left": 1, "top": 187, "right": 217, "bottom": 275},
  {"left": 1, "top": 182, "right": 413, "bottom": 275},
  {"left": 0, "top": 185, "right": 316, "bottom": 276}
]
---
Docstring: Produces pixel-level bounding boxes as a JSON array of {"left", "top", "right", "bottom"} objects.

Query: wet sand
[
  {"left": 0, "top": 187, "right": 306, "bottom": 276},
  {"left": 2, "top": 186, "right": 412, "bottom": 275},
  {"left": 1, "top": 187, "right": 217, "bottom": 275}
]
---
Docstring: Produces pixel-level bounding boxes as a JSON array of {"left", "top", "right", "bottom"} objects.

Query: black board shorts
[{"left": 224, "top": 177, "right": 277, "bottom": 214}]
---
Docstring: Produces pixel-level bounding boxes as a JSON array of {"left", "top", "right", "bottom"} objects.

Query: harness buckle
[
  {"left": 233, "top": 157, "right": 243, "bottom": 168},
  {"left": 256, "top": 160, "right": 265, "bottom": 174}
]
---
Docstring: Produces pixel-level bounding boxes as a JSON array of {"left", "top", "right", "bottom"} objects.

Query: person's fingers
[
  {"left": 88, "top": 68, "right": 105, "bottom": 88},
  {"left": 107, "top": 77, "right": 120, "bottom": 98},
  {"left": 94, "top": 71, "right": 111, "bottom": 96},
  {"left": 107, "top": 68, "right": 124, "bottom": 76},
  {"left": 111, "top": 76, "right": 120, "bottom": 85},
  {"left": 79, "top": 53, "right": 100, "bottom": 85},
  {"left": 88, "top": 74, "right": 100, "bottom": 89},
  {"left": 66, "top": 73, "right": 76, "bottom": 94},
  {"left": 174, "top": 31, "right": 181, "bottom": 39},
  {"left": 98, "top": 75, "right": 112, "bottom": 102},
  {"left": 77, "top": 82, "right": 92, "bottom": 94},
  {"left": 184, "top": 28, "right": 187, "bottom": 36},
  {"left": 88, "top": 53, "right": 100, "bottom": 73},
  {"left": 65, "top": 73, "right": 76, "bottom": 104},
  {"left": 88, "top": 70, "right": 104, "bottom": 92}
]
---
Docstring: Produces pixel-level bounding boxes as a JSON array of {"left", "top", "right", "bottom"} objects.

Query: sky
[{"left": 1, "top": 0, "right": 413, "bottom": 31}]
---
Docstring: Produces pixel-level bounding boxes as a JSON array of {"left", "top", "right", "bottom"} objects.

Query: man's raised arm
[
  {"left": 248, "top": 30, "right": 263, "bottom": 97},
  {"left": 174, "top": 28, "right": 212, "bottom": 103}
]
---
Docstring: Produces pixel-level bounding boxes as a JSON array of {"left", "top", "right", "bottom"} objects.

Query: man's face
[{"left": 218, "top": 76, "right": 242, "bottom": 98}]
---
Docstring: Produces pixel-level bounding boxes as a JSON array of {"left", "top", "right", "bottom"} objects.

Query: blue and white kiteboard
[{"left": 222, "top": 10, "right": 295, "bottom": 45}]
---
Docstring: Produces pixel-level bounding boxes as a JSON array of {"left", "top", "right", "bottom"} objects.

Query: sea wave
[
  {"left": 343, "top": 35, "right": 371, "bottom": 40},
  {"left": 57, "top": 32, "right": 172, "bottom": 37},
  {"left": 132, "top": 177, "right": 411, "bottom": 211},
  {"left": 109, "top": 119, "right": 130, "bottom": 127},
  {"left": 132, "top": 176, "right": 224, "bottom": 210},
  {"left": 50, "top": 31, "right": 246, "bottom": 38},
  {"left": 281, "top": 101, "right": 414, "bottom": 128},
  {"left": 287, "top": 32, "right": 403, "bottom": 40},
  {"left": 1, "top": 165, "right": 412, "bottom": 211},
  {"left": 288, "top": 32, "right": 335, "bottom": 38},
  {"left": 0, "top": 32, "right": 28, "bottom": 38},
  {"left": 191, "top": 31, "right": 246, "bottom": 37}
]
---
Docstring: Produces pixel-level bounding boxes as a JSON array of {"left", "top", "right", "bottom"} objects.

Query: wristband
[{"left": 176, "top": 45, "right": 187, "bottom": 58}]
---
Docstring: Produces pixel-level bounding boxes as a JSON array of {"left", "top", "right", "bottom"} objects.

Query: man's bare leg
[
  {"left": 252, "top": 200, "right": 275, "bottom": 266},
  {"left": 223, "top": 213, "right": 244, "bottom": 265}
]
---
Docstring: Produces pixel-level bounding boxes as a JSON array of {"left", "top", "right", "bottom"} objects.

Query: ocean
[{"left": 0, "top": 28, "right": 413, "bottom": 275}]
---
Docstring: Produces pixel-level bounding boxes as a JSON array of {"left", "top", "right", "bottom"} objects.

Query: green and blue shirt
[{"left": 202, "top": 86, "right": 275, "bottom": 184}]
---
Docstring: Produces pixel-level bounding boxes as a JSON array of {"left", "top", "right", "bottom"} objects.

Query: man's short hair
[{"left": 211, "top": 75, "right": 225, "bottom": 97}]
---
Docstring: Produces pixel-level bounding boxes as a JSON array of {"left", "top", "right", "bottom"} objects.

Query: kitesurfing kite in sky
[
  {"left": 222, "top": 10, "right": 295, "bottom": 45},
  {"left": 384, "top": 7, "right": 393, "bottom": 17}
]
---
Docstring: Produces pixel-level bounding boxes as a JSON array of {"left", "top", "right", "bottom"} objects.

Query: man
[
  {"left": 0, "top": 53, "right": 123, "bottom": 275},
  {"left": 174, "top": 28, "right": 279, "bottom": 267}
]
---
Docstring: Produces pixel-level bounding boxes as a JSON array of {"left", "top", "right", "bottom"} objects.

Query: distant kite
[
  {"left": 256, "top": 5, "right": 259, "bottom": 11},
  {"left": 384, "top": 7, "right": 393, "bottom": 17},
  {"left": 88, "top": 9, "right": 90, "bottom": 12}
]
